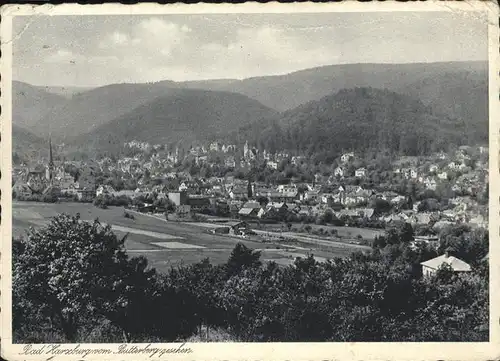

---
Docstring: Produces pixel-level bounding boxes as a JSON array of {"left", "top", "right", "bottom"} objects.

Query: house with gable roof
[{"left": 420, "top": 253, "right": 471, "bottom": 277}]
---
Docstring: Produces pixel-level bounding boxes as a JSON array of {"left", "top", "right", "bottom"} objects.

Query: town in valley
[
  {"left": 9, "top": 10, "right": 490, "bottom": 344},
  {"left": 13, "top": 137, "right": 488, "bottom": 268}
]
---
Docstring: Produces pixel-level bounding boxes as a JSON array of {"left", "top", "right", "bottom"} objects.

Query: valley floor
[{"left": 12, "top": 201, "right": 371, "bottom": 272}]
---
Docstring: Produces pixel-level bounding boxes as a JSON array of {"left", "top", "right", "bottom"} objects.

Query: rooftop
[{"left": 420, "top": 254, "right": 471, "bottom": 272}]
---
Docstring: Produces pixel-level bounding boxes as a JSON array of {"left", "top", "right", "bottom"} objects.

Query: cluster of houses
[
  {"left": 87, "top": 170, "right": 488, "bottom": 233},
  {"left": 13, "top": 164, "right": 97, "bottom": 201},
  {"left": 13, "top": 140, "right": 488, "bottom": 232},
  {"left": 12, "top": 140, "right": 488, "bottom": 276},
  {"left": 12, "top": 140, "right": 97, "bottom": 200}
]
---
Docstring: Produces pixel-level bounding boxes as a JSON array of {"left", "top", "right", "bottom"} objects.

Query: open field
[
  {"left": 12, "top": 201, "right": 371, "bottom": 273},
  {"left": 254, "top": 222, "right": 384, "bottom": 240}
]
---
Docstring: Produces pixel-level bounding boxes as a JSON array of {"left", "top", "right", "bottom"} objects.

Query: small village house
[
  {"left": 168, "top": 191, "right": 188, "bottom": 206},
  {"left": 238, "top": 201, "right": 261, "bottom": 219},
  {"left": 334, "top": 166, "right": 345, "bottom": 178},
  {"left": 438, "top": 171, "right": 448, "bottom": 180},
  {"left": 267, "top": 161, "right": 278, "bottom": 170},
  {"left": 187, "top": 195, "right": 212, "bottom": 213},
  {"left": 355, "top": 167, "right": 366, "bottom": 178},
  {"left": 429, "top": 164, "right": 439, "bottom": 173},
  {"left": 420, "top": 253, "right": 471, "bottom": 277},
  {"left": 277, "top": 184, "right": 297, "bottom": 193},
  {"left": 341, "top": 152, "right": 355, "bottom": 163},
  {"left": 410, "top": 235, "right": 439, "bottom": 250},
  {"left": 96, "top": 185, "right": 116, "bottom": 197}
]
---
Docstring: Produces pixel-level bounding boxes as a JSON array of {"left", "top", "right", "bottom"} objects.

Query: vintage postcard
[{"left": 1, "top": 1, "right": 499, "bottom": 360}]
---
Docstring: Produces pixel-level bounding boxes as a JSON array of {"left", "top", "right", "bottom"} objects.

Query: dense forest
[
  {"left": 230, "top": 87, "right": 485, "bottom": 158},
  {"left": 69, "top": 89, "right": 277, "bottom": 155},
  {"left": 13, "top": 214, "right": 488, "bottom": 343}
]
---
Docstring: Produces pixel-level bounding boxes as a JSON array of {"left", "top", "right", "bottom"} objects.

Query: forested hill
[
  {"left": 72, "top": 89, "right": 278, "bottom": 154},
  {"left": 12, "top": 125, "right": 48, "bottom": 164},
  {"left": 231, "top": 87, "right": 476, "bottom": 159},
  {"left": 217, "top": 61, "right": 487, "bottom": 111},
  {"left": 402, "top": 71, "right": 488, "bottom": 143},
  {"left": 12, "top": 81, "right": 67, "bottom": 131}
]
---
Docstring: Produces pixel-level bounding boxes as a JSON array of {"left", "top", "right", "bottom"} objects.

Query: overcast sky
[{"left": 13, "top": 11, "right": 488, "bottom": 87}]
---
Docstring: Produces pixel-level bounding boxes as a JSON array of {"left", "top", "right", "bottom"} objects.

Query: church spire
[
  {"left": 46, "top": 137, "right": 54, "bottom": 183},
  {"left": 49, "top": 137, "right": 54, "bottom": 167}
]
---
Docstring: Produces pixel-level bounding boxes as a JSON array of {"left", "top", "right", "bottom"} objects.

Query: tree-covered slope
[
  {"left": 12, "top": 81, "right": 67, "bottom": 131},
  {"left": 234, "top": 87, "right": 475, "bottom": 157},
  {"left": 73, "top": 89, "right": 278, "bottom": 153}
]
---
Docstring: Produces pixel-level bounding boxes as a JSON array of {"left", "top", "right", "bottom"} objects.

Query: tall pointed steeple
[
  {"left": 46, "top": 137, "right": 54, "bottom": 183},
  {"left": 49, "top": 137, "right": 54, "bottom": 167}
]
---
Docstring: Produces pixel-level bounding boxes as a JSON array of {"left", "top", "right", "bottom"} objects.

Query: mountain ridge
[
  {"left": 12, "top": 60, "right": 488, "bottom": 148},
  {"left": 71, "top": 88, "right": 278, "bottom": 154},
  {"left": 229, "top": 87, "right": 482, "bottom": 160},
  {"left": 13, "top": 81, "right": 67, "bottom": 132}
]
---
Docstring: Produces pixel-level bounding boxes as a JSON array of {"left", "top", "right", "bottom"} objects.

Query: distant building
[
  {"left": 113, "top": 190, "right": 137, "bottom": 199},
  {"left": 420, "top": 253, "right": 471, "bottom": 277},
  {"left": 178, "top": 181, "right": 200, "bottom": 193},
  {"left": 176, "top": 205, "right": 191, "bottom": 217},
  {"left": 243, "top": 141, "right": 251, "bottom": 160},
  {"left": 222, "top": 144, "right": 236, "bottom": 153},
  {"left": 267, "top": 161, "right": 278, "bottom": 170},
  {"left": 76, "top": 188, "right": 95, "bottom": 201},
  {"left": 424, "top": 178, "right": 437, "bottom": 190},
  {"left": 188, "top": 195, "right": 212, "bottom": 212},
  {"left": 225, "top": 157, "right": 236, "bottom": 168},
  {"left": 12, "top": 181, "right": 32, "bottom": 198},
  {"left": 209, "top": 142, "right": 220, "bottom": 152},
  {"left": 57, "top": 172, "right": 76, "bottom": 189},
  {"left": 266, "top": 191, "right": 299, "bottom": 203},
  {"left": 168, "top": 191, "right": 188, "bottom": 206},
  {"left": 291, "top": 156, "right": 304, "bottom": 166},
  {"left": 26, "top": 169, "right": 47, "bottom": 194},
  {"left": 437, "top": 171, "right": 448, "bottom": 180},
  {"left": 302, "top": 190, "right": 320, "bottom": 202},
  {"left": 96, "top": 185, "right": 116, "bottom": 197},
  {"left": 435, "top": 151, "right": 447, "bottom": 160},
  {"left": 277, "top": 184, "right": 296, "bottom": 193},
  {"left": 401, "top": 168, "right": 417, "bottom": 180},
  {"left": 334, "top": 167, "right": 345, "bottom": 178},
  {"left": 355, "top": 167, "right": 366, "bottom": 178},
  {"left": 238, "top": 201, "right": 261, "bottom": 219},
  {"left": 341, "top": 152, "right": 355, "bottom": 163},
  {"left": 229, "top": 187, "right": 248, "bottom": 200},
  {"left": 213, "top": 221, "right": 252, "bottom": 236},
  {"left": 410, "top": 235, "right": 439, "bottom": 250},
  {"left": 262, "top": 202, "right": 288, "bottom": 219},
  {"left": 24, "top": 139, "right": 56, "bottom": 195}
]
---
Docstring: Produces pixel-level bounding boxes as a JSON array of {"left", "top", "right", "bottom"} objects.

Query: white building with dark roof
[{"left": 420, "top": 253, "right": 471, "bottom": 277}]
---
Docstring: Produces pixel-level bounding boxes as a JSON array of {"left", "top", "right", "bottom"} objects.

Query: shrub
[
  {"left": 123, "top": 211, "right": 135, "bottom": 220},
  {"left": 186, "top": 327, "right": 238, "bottom": 342}
]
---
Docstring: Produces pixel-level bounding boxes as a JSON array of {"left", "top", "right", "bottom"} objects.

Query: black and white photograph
[{"left": 1, "top": 2, "right": 499, "bottom": 359}]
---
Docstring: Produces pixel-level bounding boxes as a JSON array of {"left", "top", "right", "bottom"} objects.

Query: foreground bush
[
  {"left": 13, "top": 216, "right": 489, "bottom": 343},
  {"left": 13, "top": 214, "right": 197, "bottom": 343}
]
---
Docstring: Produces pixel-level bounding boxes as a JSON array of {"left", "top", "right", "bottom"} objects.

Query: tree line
[{"left": 13, "top": 214, "right": 488, "bottom": 343}]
